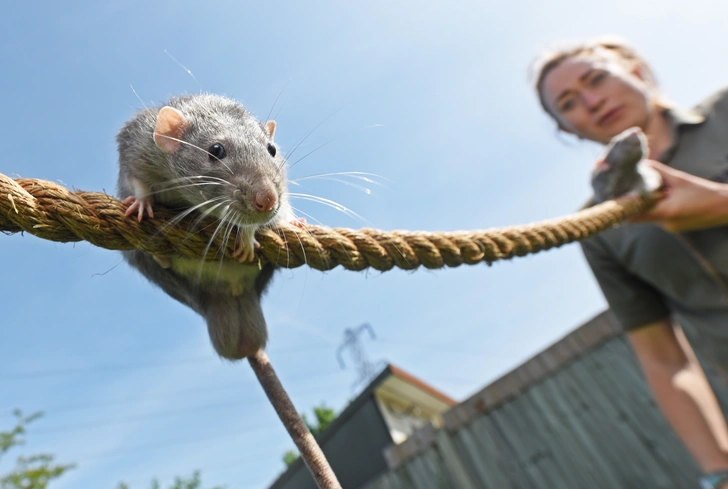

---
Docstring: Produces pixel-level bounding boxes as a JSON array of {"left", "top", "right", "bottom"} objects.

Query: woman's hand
[{"left": 629, "top": 160, "right": 728, "bottom": 232}]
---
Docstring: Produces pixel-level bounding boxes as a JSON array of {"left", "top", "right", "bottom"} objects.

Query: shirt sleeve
[{"left": 580, "top": 236, "right": 671, "bottom": 331}]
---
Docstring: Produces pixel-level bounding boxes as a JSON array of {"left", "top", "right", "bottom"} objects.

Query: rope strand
[{"left": 0, "top": 172, "right": 659, "bottom": 270}]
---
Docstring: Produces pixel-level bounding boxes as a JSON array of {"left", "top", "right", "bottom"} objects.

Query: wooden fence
[{"left": 363, "top": 312, "right": 728, "bottom": 489}]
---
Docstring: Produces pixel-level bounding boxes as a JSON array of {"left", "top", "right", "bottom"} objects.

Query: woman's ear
[{"left": 629, "top": 62, "right": 651, "bottom": 84}]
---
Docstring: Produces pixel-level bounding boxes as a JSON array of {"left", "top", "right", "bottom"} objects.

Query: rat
[
  {"left": 590, "top": 126, "right": 663, "bottom": 203},
  {"left": 116, "top": 93, "right": 300, "bottom": 360}
]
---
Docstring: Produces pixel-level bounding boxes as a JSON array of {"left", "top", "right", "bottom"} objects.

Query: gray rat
[
  {"left": 116, "top": 93, "right": 298, "bottom": 360},
  {"left": 591, "top": 126, "right": 663, "bottom": 203}
]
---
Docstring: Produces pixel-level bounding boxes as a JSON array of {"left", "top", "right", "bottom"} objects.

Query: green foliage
[
  {"left": 281, "top": 451, "right": 299, "bottom": 467},
  {"left": 2, "top": 411, "right": 222, "bottom": 489},
  {"left": 302, "top": 406, "right": 337, "bottom": 437},
  {"left": 116, "top": 470, "right": 225, "bottom": 489},
  {"left": 0, "top": 410, "right": 75, "bottom": 489},
  {"left": 282, "top": 404, "right": 337, "bottom": 467}
]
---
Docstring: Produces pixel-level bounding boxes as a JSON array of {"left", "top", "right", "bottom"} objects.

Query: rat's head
[
  {"left": 603, "top": 127, "right": 647, "bottom": 168},
  {"left": 152, "top": 94, "right": 288, "bottom": 226},
  {"left": 591, "top": 126, "right": 649, "bottom": 202}
]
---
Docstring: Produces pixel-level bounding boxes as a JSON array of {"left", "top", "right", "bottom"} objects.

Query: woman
[{"left": 532, "top": 37, "right": 728, "bottom": 488}]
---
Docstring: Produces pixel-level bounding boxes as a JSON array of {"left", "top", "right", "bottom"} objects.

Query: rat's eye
[
  {"left": 208, "top": 143, "right": 226, "bottom": 161},
  {"left": 267, "top": 143, "right": 277, "bottom": 157}
]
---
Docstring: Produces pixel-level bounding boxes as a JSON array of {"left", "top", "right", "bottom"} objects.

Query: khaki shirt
[{"left": 581, "top": 87, "right": 728, "bottom": 353}]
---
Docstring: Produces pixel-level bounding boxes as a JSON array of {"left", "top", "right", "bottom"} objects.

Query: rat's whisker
[
  {"left": 129, "top": 84, "right": 149, "bottom": 111},
  {"left": 265, "top": 78, "right": 291, "bottom": 123},
  {"left": 185, "top": 199, "right": 234, "bottom": 237},
  {"left": 289, "top": 177, "right": 373, "bottom": 194},
  {"left": 151, "top": 181, "right": 226, "bottom": 195},
  {"left": 285, "top": 139, "right": 337, "bottom": 172},
  {"left": 288, "top": 208, "right": 326, "bottom": 266},
  {"left": 287, "top": 193, "right": 372, "bottom": 226},
  {"left": 271, "top": 221, "right": 290, "bottom": 268},
  {"left": 281, "top": 110, "right": 339, "bottom": 167},
  {"left": 289, "top": 206, "right": 325, "bottom": 227},
  {"left": 216, "top": 210, "right": 239, "bottom": 281},
  {"left": 199, "top": 204, "right": 233, "bottom": 272},
  {"left": 282, "top": 118, "right": 382, "bottom": 173},
  {"left": 273, "top": 91, "right": 291, "bottom": 122},
  {"left": 151, "top": 196, "right": 229, "bottom": 239},
  {"left": 164, "top": 49, "right": 201, "bottom": 88},
  {"left": 289, "top": 206, "right": 349, "bottom": 267},
  {"left": 162, "top": 175, "right": 234, "bottom": 186},
  {"left": 287, "top": 224, "right": 310, "bottom": 267},
  {"left": 290, "top": 171, "right": 391, "bottom": 186}
]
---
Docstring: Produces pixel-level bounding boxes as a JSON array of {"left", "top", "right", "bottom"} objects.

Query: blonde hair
[{"left": 529, "top": 36, "right": 660, "bottom": 129}]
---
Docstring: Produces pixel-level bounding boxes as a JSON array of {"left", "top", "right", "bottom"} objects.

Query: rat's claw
[
  {"left": 123, "top": 195, "right": 154, "bottom": 222},
  {"left": 232, "top": 230, "right": 258, "bottom": 263},
  {"left": 290, "top": 217, "right": 307, "bottom": 228}
]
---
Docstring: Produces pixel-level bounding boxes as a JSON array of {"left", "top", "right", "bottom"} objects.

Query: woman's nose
[{"left": 581, "top": 90, "right": 604, "bottom": 111}]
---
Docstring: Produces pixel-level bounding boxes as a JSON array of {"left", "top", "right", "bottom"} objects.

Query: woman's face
[{"left": 541, "top": 53, "right": 654, "bottom": 144}]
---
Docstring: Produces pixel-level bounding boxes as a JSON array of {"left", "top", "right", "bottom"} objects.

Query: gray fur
[{"left": 117, "top": 93, "right": 294, "bottom": 360}]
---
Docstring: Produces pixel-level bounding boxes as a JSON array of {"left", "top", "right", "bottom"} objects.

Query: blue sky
[{"left": 3, "top": 1, "right": 728, "bottom": 488}]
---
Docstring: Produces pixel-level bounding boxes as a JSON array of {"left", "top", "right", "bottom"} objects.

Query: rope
[
  {"left": 0, "top": 172, "right": 660, "bottom": 270},
  {"left": 248, "top": 350, "right": 342, "bottom": 489}
]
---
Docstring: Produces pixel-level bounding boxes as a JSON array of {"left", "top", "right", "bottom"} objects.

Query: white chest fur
[{"left": 170, "top": 256, "right": 261, "bottom": 296}]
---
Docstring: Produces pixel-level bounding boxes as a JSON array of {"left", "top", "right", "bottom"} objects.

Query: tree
[
  {"left": 1, "top": 411, "right": 223, "bottom": 489},
  {"left": 302, "top": 406, "right": 337, "bottom": 438},
  {"left": 0, "top": 410, "right": 75, "bottom": 489},
  {"left": 281, "top": 404, "right": 337, "bottom": 467}
]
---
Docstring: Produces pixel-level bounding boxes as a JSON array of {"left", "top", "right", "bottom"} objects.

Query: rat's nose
[{"left": 254, "top": 189, "right": 277, "bottom": 213}]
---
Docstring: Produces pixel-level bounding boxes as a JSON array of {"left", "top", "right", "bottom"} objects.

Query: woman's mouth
[{"left": 598, "top": 107, "right": 623, "bottom": 126}]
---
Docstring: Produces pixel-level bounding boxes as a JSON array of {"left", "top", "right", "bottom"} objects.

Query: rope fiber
[{"left": 0, "top": 173, "right": 659, "bottom": 270}]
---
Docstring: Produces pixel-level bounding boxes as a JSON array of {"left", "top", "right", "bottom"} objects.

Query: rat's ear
[
  {"left": 263, "top": 120, "right": 276, "bottom": 140},
  {"left": 154, "top": 107, "right": 188, "bottom": 153}
]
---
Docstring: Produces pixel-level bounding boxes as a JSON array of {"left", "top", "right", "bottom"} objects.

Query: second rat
[{"left": 117, "top": 93, "right": 298, "bottom": 360}]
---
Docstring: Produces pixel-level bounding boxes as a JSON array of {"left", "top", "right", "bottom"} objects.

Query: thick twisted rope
[{"left": 0, "top": 172, "right": 659, "bottom": 270}]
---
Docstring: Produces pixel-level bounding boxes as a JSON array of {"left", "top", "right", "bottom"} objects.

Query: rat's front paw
[
  {"left": 232, "top": 228, "right": 259, "bottom": 263},
  {"left": 123, "top": 195, "right": 155, "bottom": 222}
]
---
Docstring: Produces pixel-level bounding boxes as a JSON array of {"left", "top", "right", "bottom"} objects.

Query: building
[{"left": 266, "top": 364, "right": 456, "bottom": 489}]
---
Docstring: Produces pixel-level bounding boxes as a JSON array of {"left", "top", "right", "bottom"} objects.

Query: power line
[{"left": 336, "top": 323, "right": 385, "bottom": 391}]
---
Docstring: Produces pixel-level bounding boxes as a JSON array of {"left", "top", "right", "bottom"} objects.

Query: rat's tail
[{"left": 203, "top": 293, "right": 268, "bottom": 360}]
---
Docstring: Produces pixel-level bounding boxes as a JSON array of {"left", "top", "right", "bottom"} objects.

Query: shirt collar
[
  {"left": 658, "top": 104, "right": 706, "bottom": 163},
  {"left": 665, "top": 104, "right": 706, "bottom": 127}
]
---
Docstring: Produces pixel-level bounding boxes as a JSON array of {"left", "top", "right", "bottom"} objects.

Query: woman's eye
[
  {"left": 590, "top": 72, "right": 607, "bottom": 86},
  {"left": 208, "top": 143, "right": 226, "bottom": 161},
  {"left": 267, "top": 143, "right": 277, "bottom": 157},
  {"left": 559, "top": 99, "right": 575, "bottom": 112}
]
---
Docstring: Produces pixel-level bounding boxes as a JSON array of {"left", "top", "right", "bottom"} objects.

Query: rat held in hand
[
  {"left": 591, "top": 127, "right": 662, "bottom": 203},
  {"left": 117, "top": 93, "right": 299, "bottom": 360}
]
